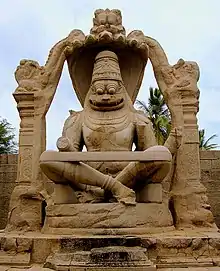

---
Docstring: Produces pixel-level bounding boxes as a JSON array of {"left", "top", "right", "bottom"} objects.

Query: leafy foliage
[
  {"left": 136, "top": 87, "right": 218, "bottom": 150},
  {"left": 0, "top": 117, "right": 17, "bottom": 154},
  {"left": 199, "top": 129, "right": 218, "bottom": 150},
  {"left": 136, "top": 87, "right": 171, "bottom": 144}
]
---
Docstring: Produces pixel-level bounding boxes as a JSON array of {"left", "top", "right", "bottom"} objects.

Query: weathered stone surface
[
  {"left": 6, "top": 185, "right": 42, "bottom": 232},
  {"left": 52, "top": 184, "right": 78, "bottom": 204},
  {"left": 200, "top": 151, "right": 220, "bottom": 228},
  {"left": 2, "top": 3, "right": 219, "bottom": 237},
  {"left": 1, "top": 6, "right": 220, "bottom": 271},
  {"left": 45, "top": 246, "right": 155, "bottom": 270},
  {"left": 44, "top": 203, "right": 173, "bottom": 231},
  {"left": 59, "top": 236, "right": 143, "bottom": 253},
  {"left": 32, "top": 238, "right": 59, "bottom": 264},
  {"left": 17, "top": 238, "right": 32, "bottom": 253},
  {"left": 6, "top": 267, "right": 155, "bottom": 271},
  {"left": 200, "top": 151, "right": 219, "bottom": 160},
  {"left": 158, "top": 237, "right": 192, "bottom": 249},
  {"left": 1, "top": 238, "right": 17, "bottom": 252},
  {"left": 3, "top": 266, "right": 220, "bottom": 271},
  {"left": 200, "top": 160, "right": 212, "bottom": 170},
  {"left": 0, "top": 251, "right": 30, "bottom": 265},
  {"left": 0, "top": 232, "right": 219, "bottom": 269},
  {"left": 137, "top": 183, "right": 162, "bottom": 203},
  {"left": 2, "top": 150, "right": 220, "bottom": 230},
  {"left": 7, "top": 265, "right": 53, "bottom": 271},
  {"left": 157, "top": 268, "right": 220, "bottom": 271},
  {"left": 0, "top": 154, "right": 17, "bottom": 229},
  {"left": 90, "top": 246, "right": 149, "bottom": 263},
  {"left": 69, "top": 267, "right": 156, "bottom": 271}
]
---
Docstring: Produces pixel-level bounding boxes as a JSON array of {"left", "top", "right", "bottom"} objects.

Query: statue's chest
[{"left": 82, "top": 122, "right": 135, "bottom": 151}]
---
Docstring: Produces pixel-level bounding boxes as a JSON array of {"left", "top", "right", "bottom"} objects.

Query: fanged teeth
[{"left": 90, "top": 98, "right": 123, "bottom": 107}]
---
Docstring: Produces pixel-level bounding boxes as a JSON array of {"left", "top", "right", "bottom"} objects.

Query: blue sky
[{"left": 0, "top": 0, "right": 220, "bottom": 149}]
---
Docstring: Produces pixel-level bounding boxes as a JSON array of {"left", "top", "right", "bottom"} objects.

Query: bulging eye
[
  {"left": 97, "top": 88, "right": 104, "bottom": 95},
  {"left": 108, "top": 88, "right": 115, "bottom": 94},
  {"left": 92, "top": 82, "right": 104, "bottom": 94},
  {"left": 107, "top": 82, "right": 118, "bottom": 94}
]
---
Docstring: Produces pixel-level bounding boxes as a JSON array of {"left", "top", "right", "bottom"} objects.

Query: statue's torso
[
  {"left": 82, "top": 111, "right": 135, "bottom": 175},
  {"left": 83, "top": 123, "right": 135, "bottom": 152}
]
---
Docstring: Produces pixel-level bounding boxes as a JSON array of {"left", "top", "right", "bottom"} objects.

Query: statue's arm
[
  {"left": 134, "top": 112, "right": 157, "bottom": 151},
  {"left": 56, "top": 111, "right": 84, "bottom": 152}
]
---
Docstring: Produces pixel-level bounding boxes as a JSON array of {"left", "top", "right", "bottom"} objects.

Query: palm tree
[
  {"left": 136, "top": 87, "right": 219, "bottom": 149},
  {"left": 136, "top": 87, "right": 171, "bottom": 144},
  {"left": 199, "top": 129, "right": 218, "bottom": 150}
]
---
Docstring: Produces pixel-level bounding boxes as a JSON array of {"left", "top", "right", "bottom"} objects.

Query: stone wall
[
  {"left": 200, "top": 150, "right": 220, "bottom": 227},
  {"left": 0, "top": 151, "right": 220, "bottom": 229},
  {"left": 0, "top": 154, "right": 17, "bottom": 229}
]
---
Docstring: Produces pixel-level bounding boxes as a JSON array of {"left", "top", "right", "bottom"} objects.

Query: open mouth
[{"left": 89, "top": 97, "right": 124, "bottom": 110}]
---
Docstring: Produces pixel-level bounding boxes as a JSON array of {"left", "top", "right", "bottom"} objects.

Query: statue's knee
[
  {"left": 40, "top": 161, "right": 61, "bottom": 172},
  {"left": 144, "top": 145, "right": 172, "bottom": 161},
  {"left": 40, "top": 161, "right": 66, "bottom": 183},
  {"left": 145, "top": 145, "right": 169, "bottom": 153},
  {"left": 151, "top": 161, "right": 171, "bottom": 183},
  {"left": 39, "top": 161, "right": 51, "bottom": 173},
  {"left": 162, "top": 161, "right": 171, "bottom": 175}
]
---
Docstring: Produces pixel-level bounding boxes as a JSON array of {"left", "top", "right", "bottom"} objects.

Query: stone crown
[{"left": 92, "top": 50, "right": 123, "bottom": 83}]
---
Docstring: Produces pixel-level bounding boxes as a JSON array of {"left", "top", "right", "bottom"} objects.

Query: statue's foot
[{"left": 114, "top": 184, "right": 136, "bottom": 206}]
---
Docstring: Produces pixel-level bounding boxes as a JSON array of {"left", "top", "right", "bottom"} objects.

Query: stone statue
[
  {"left": 40, "top": 50, "right": 174, "bottom": 205},
  {"left": 7, "top": 8, "right": 216, "bottom": 234},
  {"left": 2, "top": 8, "right": 219, "bottom": 271}
]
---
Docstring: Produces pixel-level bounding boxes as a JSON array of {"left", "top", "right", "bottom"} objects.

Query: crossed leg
[
  {"left": 40, "top": 146, "right": 171, "bottom": 205},
  {"left": 115, "top": 146, "right": 172, "bottom": 188},
  {"left": 40, "top": 159, "right": 136, "bottom": 205}
]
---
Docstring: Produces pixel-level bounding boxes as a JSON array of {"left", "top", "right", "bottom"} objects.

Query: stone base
[
  {"left": 0, "top": 251, "right": 30, "bottom": 266},
  {"left": 45, "top": 245, "right": 156, "bottom": 270},
  {"left": 0, "top": 231, "right": 219, "bottom": 270},
  {"left": 1, "top": 265, "right": 219, "bottom": 270},
  {"left": 137, "top": 183, "right": 162, "bottom": 203},
  {"left": 43, "top": 203, "right": 173, "bottom": 234}
]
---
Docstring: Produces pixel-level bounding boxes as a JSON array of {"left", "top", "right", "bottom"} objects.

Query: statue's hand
[{"left": 57, "top": 136, "right": 72, "bottom": 152}]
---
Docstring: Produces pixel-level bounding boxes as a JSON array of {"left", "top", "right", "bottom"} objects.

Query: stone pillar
[
  {"left": 14, "top": 92, "right": 34, "bottom": 186},
  {"left": 176, "top": 90, "right": 201, "bottom": 189},
  {"left": 146, "top": 35, "right": 216, "bottom": 228},
  {"left": 172, "top": 88, "right": 215, "bottom": 228},
  {"left": 6, "top": 91, "right": 43, "bottom": 232},
  {"left": 5, "top": 31, "right": 83, "bottom": 232}
]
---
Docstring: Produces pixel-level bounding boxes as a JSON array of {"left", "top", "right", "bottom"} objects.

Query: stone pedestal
[
  {"left": 45, "top": 240, "right": 156, "bottom": 270},
  {"left": 52, "top": 184, "right": 78, "bottom": 204},
  {"left": 0, "top": 232, "right": 219, "bottom": 270},
  {"left": 43, "top": 203, "right": 174, "bottom": 235},
  {"left": 137, "top": 184, "right": 162, "bottom": 203}
]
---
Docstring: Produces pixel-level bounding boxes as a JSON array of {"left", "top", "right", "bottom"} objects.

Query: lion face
[{"left": 89, "top": 79, "right": 125, "bottom": 111}]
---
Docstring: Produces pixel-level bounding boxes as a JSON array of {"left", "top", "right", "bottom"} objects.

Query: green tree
[
  {"left": 199, "top": 129, "right": 218, "bottom": 150},
  {"left": 136, "top": 87, "right": 171, "bottom": 144},
  {"left": 0, "top": 117, "right": 17, "bottom": 154},
  {"left": 136, "top": 88, "right": 219, "bottom": 150}
]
